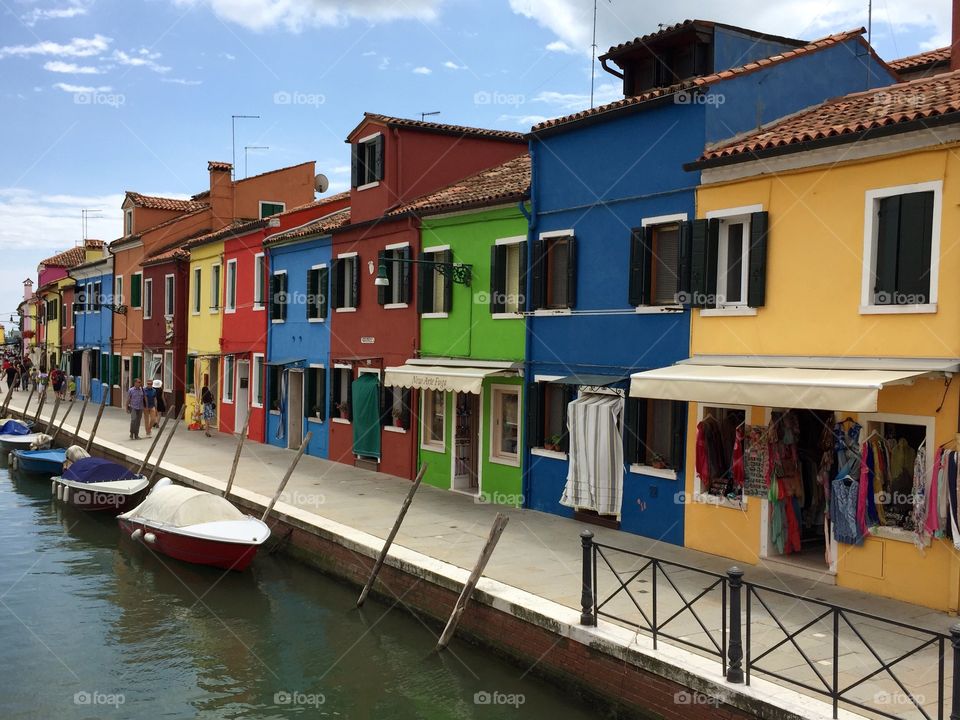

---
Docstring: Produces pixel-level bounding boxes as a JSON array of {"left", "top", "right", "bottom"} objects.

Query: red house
[{"left": 328, "top": 114, "right": 526, "bottom": 479}]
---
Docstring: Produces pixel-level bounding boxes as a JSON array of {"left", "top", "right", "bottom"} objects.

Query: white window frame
[
  {"left": 271, "top": 269, "right": 287, "bottom": 324},
  {"left": 253, "top": 252, "right": 266, "bottom": 311},
  {"left": 860, "top": 180, "right": 942, "bottom": 315},
  {"left": 420, "top": 387, "right": 446, "bottom": 452},
  {"left": 493, "top": 235, "right": 527, "bottom": 318},
  {"left": 489, "top": 384, "right": 521, "bottom": 466},
  {"left": 259, "top": 200, "right": 286, "bottom": 219},
  {"left": 251, "top": 353, "right": 265, "bottom": 408},
  {"left": 124, "top": 208, "right": 133, "bottom": 236},
  {"left": 383, "top": 241, "right": 410, "bottom": 309},
  {"left": 163, "top": 350, "right": 174, "bottom": 391},
  {"left": 690, "top": 403, "right": 751, "bottom": 508},
  {"left": 421, "top": 244, "right": 450, "bottom": 319},
  {"left": 225, "top": 258, "right": 238, "bottom": 314},
  {"left": 210, "top": 262, "right": 221, "bottom": 312},
  {"left": 164, "top": 274, "right": 175, "bottom": 317},
  {"left": 637, "top": 213, "right": 687, "bottom": 311},
  {"left": 332, "top": 363, "right": 352, "bottom": 424},
  {"left": 308, "top": 263, "right": 327, "bottom": 323},
  {"left": 192, "top": 267, "right": 201, "bottom": 315},
  {"left": 336, "top": 251, "right": 358, "bottom": 313},
  {"left": 131, "top": 271, "right": 143, "bottom": 310},
  {"left": 355, "top": 131, "right": 382, "bottom": 191},
  {"left": 115, "top": 275, "right": 123, "bottom": 307},
  {"left": 143, "top": 277, "right": 153, "bottom": 319},
  {"left": 222, "top": 355, "right": 235, "bottom": 404}
]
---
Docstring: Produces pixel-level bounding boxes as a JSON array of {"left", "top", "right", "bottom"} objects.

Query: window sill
[
  {"left": 332, "top": 417, "right": 351, "bottom": 425},
  {"left": 629, "top": 464, "right": 677, "bottom": 480},
  {"left": 269, "top": 410, "right": 280, "bottom": 415},
  {"left": 531, "top": 447, "right": 567, "bottom": 460},
  {"left": 384, "top": 303, "right": 409, "bottom": 310},
  {"left": 307, "top": 417, "right": 324, "bottom": 424},
  {"left": 694, "top": 492, "right": 748, "bottom": 510},
  {"left": 253, "top": 305, "right": 265, "bottom": 312},
  {"left": 859, "top": 303, "right": 937, "bottom": 315},
  {"left": 491, "top": 312, "right": 522, "bottom": 320},
  {"left": 356, "top": 181, "right": 380, "bottom": 191},
  {"left": 699, "top": 307, "right": 757, "bottom": 317},
  {"left": 384, "top": 425, "right": 407, "bottom": 434},
  {"left": 252, "top": 403, "right": 263, "bottom": 409},
  {"left": 635, "top": 305, "right": 684, "bottom": 315},
  {"left": 490, "top": 454, "right": 520, "bottom": 467},
  {"left": 308, "top": 318, "right": 326, "bottom": 323},
  {"left": 224, "top": 308, "right": 236, "bottom": 315},
  {"left": 533, "top": 309, "right": 572, "bottom": 317},
  {"left": 421, "top": 443, "right": 445, "bottom": 453},
  {"left": 422, "top": 312, "right": 448, "bottom": 319},
  {"left": 191, "top": 311, "right": 200, "bottom": 316},
  {"left": 335, "top": 307, "right": 357, "bottom": 313},
  {"left": 271, "top": 319, "right": 285, "bottom": 324},
  {"left": 222, "top": 399, "right": 234, "bottom": 405}
]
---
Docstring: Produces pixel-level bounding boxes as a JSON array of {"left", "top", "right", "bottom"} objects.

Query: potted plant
[
  {"left": 392, "top": 408, "right": 403, "bottom": 428},
  {"left": 270, "top": 399, "right": 279, "bottom": 412},
  {"left": 336, "top": 401, "right": 350, "bottom": 420},
  {"left": 544, "top": 434, "right": 562, "bottom": 452},
  {"left": 650, "top": 453, "right": 668, "bottom": 470},
  {"left": 311, "top": 405, "right": 323, "bottom": 420}
]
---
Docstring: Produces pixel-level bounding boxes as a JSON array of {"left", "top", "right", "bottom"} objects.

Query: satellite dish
[{"left": 314, "top": 173, "right": 329, "bottom": 193}]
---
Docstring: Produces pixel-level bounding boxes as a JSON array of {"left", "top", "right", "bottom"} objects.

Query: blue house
[
  {"left": 263, "top": 208, "right": 349, "bottom": 459},
  {"left": 69, "top": 254, "right": 114, "bottom": 406},
  {"left": 523, "top": 22, "right": 896, "bottom": 545}
]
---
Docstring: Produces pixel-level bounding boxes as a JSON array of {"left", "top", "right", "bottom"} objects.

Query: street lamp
[{"left": 375, "top": 257, "right": 472, "bottom": 287}]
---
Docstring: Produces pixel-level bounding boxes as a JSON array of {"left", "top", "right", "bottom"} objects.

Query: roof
[
  {"left": 694, "top": 69, "right": 960, "bottom": 167},
  {"left": 264, "top": 208, "right": 351, "bottom": 244},
  {"left": 142, "top": 220, "right": 265, "bottom": 265},
  {"left": 390, "top": 154, "right": 530, "bottom": 217},
  {"left": 533, "top": 28, "right": 877, "bottom": 134},
  {"left": 39, "top": 245, "right": 88, "bottom": 268},
  {"left": 282, "top": 191, "right": 350, "bottom": 214},
  {"left": 601, "top": 19, "right": 805, "bottom": 61},
  {"left": 109, "top": 205, "right": 210, "bottom": 251},
  {"left": 888, "top": 46, "right": 950, "bottom": 73},
  {"left": 351, "top": 113, "right": 525, "bottom": 143},
  {"left": 124, "top": 191, "right": 206, "bottom": 213},
  {"left": 236, "top": 160, "right": 316, "bottom": 183},
  {"left": 207, "top": 160, "right": 232, "bottom": 172}
]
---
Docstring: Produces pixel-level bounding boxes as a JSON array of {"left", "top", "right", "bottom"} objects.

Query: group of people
[
  {"left": 0, "top": 355, "right": 76, "bottom": 400},
  {"left": 125, "top": 378, "right": 167, "bottom": 441}
]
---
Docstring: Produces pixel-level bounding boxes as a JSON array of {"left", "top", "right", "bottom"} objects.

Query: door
[
  {"left": 287, "top": 369, "right": 303, "bottom": 448},
  {"left": 236, "top": 361, "right": 250, "bottom": 433},
  {"left": 453, "top": 392, "right": 480, "bottom": 492},
  {"left": 121, "top": 357, "right": 131, "bottom": 408}
]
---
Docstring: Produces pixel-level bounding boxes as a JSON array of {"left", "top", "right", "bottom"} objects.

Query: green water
[{"left": 0, "top": 466, "right": 601, "bottom": 719}]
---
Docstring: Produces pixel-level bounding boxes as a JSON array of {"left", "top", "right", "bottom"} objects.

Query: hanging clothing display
[
  {"left": 695, "top": 412, "right": 745, "bottom": 499},
  {"left": 743, "top": 425, "right": 768, "bottom": 497},
  {"left": 560, "top": 394, "right": 624, "bottom": 517}
]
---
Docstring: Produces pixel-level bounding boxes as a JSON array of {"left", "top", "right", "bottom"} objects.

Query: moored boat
[
  {"left": 11, "top": 448, "right": 66, "bottom": 475},
  {"left": 117, "top": 480, "right": 270, "bottom": 571},
  {"left": 0, "top": 419, "right": 45, "bottom": 452},
  {"left": 52, "top": 457, "right": 149, "bottom": 514}
]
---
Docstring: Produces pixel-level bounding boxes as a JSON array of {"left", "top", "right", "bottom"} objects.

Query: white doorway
[
  {"left": 236, "top": 360, "right": 250, "bottom": 434},
  {"left": 287, "top": 369, "right": 304, "bottom": 449},
  {"left": 121, "top": 357, "right": 131, "bottom": 408}
]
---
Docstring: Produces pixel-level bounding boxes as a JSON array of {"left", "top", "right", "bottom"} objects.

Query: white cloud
[
  {"left": 112, "top": 49, "right": 171, "bottom": 73},
  {"left": 443, "top": 60, "right": 466, "bottom": 69},
  {"left": 362, "top": 50, "right": 377, "bottom": 56},
  {"left": 413, "top": 66, "right": 432, "bottom": 74},
  {"left": 52, "top": 82, "right": 112, "bottom": 93},
  {"left": 222, "top": 52, "right": 237, "bottom": 60},
  {"left": 22, "top": 3, "right": 90, "bottom": 26},
  {"left": 545, "top": 40, "right": 573, "bottom": 53},
  {"left": 330, "top": 164, "right": 351, "bottom": 174},
  {"left": 0, "top": 188, "right": 124, "bottom": 250},
  {"left": 171, "top": 0, "right": 444, "bottom": 32},
  {"left": 378, "top": 56, "right": 390, "bottom": 70},
  {"left": 532, "top": 82, "right": 619, "bottom": 110},
  {"left": 162, "top": 77, "right": 203, "bottom": 85},
  {"left": 43, "top": 60, "right": 101, "bottom": 74},
  {"left": 497, "top": 113, "right": 549, "bottom": 126},
  {"left": 0, "top": 34, "right": 111, "bottom": 59}
]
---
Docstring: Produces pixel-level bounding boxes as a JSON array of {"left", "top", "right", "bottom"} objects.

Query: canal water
[{"left": 0, "top": 466, "right": 601, "bottom": 720}]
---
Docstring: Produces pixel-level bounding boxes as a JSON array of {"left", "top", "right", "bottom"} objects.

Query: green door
[{"left": 351, "top": 373, "right": 381, "bottom": 459}]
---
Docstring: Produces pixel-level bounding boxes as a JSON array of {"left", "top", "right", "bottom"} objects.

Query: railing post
[
  {"left": 580, "top": 530, "right": 595, "bottom": 626},
  {"left": 950, "top": 623, "right": 960, "bottom": 720},
  {"left": 726, "top": 566, "right": 744, "bottom": 683}
]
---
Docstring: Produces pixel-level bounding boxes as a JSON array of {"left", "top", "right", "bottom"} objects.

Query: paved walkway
[{"left": 10, "top": 393, "right": 954, "bottom": 718}]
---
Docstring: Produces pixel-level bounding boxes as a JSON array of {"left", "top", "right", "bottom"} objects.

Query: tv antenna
[
  {"left": 244, "top": 146, "right": 269, "bottom": 178},
  {"left": 81, "top": 209, "right": 102, "bottom": 241},
  {"left": 421, "top": 111, "right": 440, "bottom": 121},
  {"left": 590, "top": 0, "right": 613, "bottom": 108},
  {"left": 231, "top": 115, "right": 260, "bottom": 180}
]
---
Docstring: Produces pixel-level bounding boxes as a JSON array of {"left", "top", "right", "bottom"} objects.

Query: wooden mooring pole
[
  {"left": 20, "top": 384, "right": 35, "bottom": 422},
  {"left": 223, "top": 412, "right": 251, "bottom": 499},
  {"left": 260, "top": 432, "right": 312, "bottom": 522},
  {"left": 0, "top": 382, "right": 14, "bottom": 417},
  {"left": 50, "top": 397, "right": 76, "bottom": 444},
  {"left": 85, "top": 394, "right": 108, "bottom": 452},
  {"left": 73, "top": 396, "right": 90, "bottom": 438},
  {"left": 33, "top": 385, "right": 48, "bottom": 424},
  {"left": 357, "top": 464, "right": 427, "bottom": 608},
  {"left": 137, "top": 407, "right": 174, "bottom": 476},
  {"left": 147, "top": 406, "right": 186, "bottom": 482},
  {"left": 45, "top": 394, "right": 62, "bottom": 434},
  {"left": 436, "top": 513, "right": 509, "bottom": 651}
]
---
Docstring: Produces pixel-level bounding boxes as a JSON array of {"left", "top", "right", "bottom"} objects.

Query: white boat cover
[
  {"left": 119, "top": 485, "right": 245, "bottom": 527},
  {"left": 560, "top": 394, "right": 624, "bottom": 517}
]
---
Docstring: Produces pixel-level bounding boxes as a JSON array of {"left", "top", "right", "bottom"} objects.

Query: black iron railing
[{"left": 579, "top": 530, "right": 957, "bottom": 720}]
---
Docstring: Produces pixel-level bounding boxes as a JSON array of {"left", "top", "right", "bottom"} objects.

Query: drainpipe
[{"left": 520, "top": 140, "right": 538, "bottom": 509}]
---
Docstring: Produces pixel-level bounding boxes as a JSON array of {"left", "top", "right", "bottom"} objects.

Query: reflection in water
[{"left": 1, "top": 468, "right": 601, "bottom": 720}]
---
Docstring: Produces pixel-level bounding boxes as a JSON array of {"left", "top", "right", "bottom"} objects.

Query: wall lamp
[{"left": 375, "top": 257, "right": 472, "bottom": 287}]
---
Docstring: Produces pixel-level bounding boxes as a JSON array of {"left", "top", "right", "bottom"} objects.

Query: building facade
[{"left": 70, "top": 255, "right": 114, "bottom": 405}]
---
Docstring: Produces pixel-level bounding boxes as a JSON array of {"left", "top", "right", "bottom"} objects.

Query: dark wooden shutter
[
  {"left": 377, "top": 250, "right": 387, "bottom": 306},
  {"left": 560, "top": 384, "right": 576, "bottom": 452},
  {"left": 417, "top": 252, "right": 433, "bottom": 313},
  {"left": 279, "top": 273, "right": 288, "bottom": 321},
  {"left": 624, "top": 398, "right": 641, "bottom": 465},
  {"left": 351, "top": 256, "right": 360, "bottom": 308},
  {"left": 635, "top": 398, "right": 649, "bottom": 464},
  {"left": 401, "top": 388, "right": 412, "bottom": 429},
  {"left": 526, "top": 382, "right": 542, "bottom": 448},
  {"left": 529, "top": 239, "right": 545, "bottom": 310},
  {"left": 374, "top": 135, "right": 385, "bottom": 181},
  {"left": 490, "top": 245, "right": 506, "bottom": 314},
  {"left": 564, "top": 237, "right": 577, "bottom": 309},
  {"left": 331, "top": 259, "right": 341, "bottom": 309},
  {"left": 307, "top": 269, "right": 318, "bottom": 319},
  {"left": 897, "top": 191, "right": 935, "bottom": 302},
  {"left": 705, "top": 219, "right": 719, "bottom": 309},
  {"left": 518, "top": 241, "right": 528, "bottom": 311},
  {"left": 670, "top": 401, "right": 686, "bottom": 470},
  {"left": 628, "top": 227, "right": 651, "bottom": 306},
  {"left": 689, "top": 219, "right": 719, "bottom": 308},
  {"left": 318, "top": 266, "right": 329, "bottom": 318},
  {"left": 350, "top": 144, "right": 359, "bottom": 188},
  {"left": 747, "top": 211, "right": 769, "bottom": 308},
  {"left": 329, "top": 368, "right": 339, "bottom": 417},
  {"left": 400, "top": 247, "right": 411, "bottom": 304},
  {"left": 442, "top": 250, "right": 453, "bottom": 313},
  {"left": 317, "top": 368, "right": 326, "bottom": 421},
  {"left": 269, "top": 274, "right": 279, "bottom": 319}
]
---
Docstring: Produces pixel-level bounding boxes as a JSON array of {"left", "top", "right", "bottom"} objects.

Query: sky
[{"left": 0, "top": 0, "right": 950, "bottom": 329}]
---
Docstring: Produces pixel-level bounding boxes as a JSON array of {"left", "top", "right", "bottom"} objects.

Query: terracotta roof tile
[
  {"left": 282, "top": 191, "right": 350, "bottom": 215},
  {"left": 533, "top": 29, "right": 873, "bottom": 134},
  {"left": 358, "top": 113, "right": 525, "bottom": 142},
  {"left": 696, "top": 69, "right": 960, "bottom": 165},
  {"left": 390, "top": 154, "right": 530, "bottom": 217},
  {"left": 141, "top": 220, "right": 263, "bottom": 266},
  {"left": 889, "top": 47, "right": 950, "bottom": 72},
  {"left": 236, "top": 160, "right": 315, "bottom": 183},
  {"left": 124, "top": 191, "right": 207, "bottom": 213},
  {"left": 39, "top": 245, "right": 88, "bottom": 268},
  {"left": 264, "top": 208, "right": 351, "bottom": 244},
  {"left": 207, "top": 160, "right": 232, "bottom": 172}
]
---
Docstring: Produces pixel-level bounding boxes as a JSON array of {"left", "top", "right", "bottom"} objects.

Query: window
[
  {"left": 691, "top": 406, "right": 744, "bottom": 495},
  {"left": 268, "top": 365, "right": 281, "bottom": 411},
  {"left": 331, "top": 367, "right": 352, "bottom": 419},
  {"left": 381, "top": 385, "right": 411, "bottom": 430},
  {"left": 629, "top": 218, "right": 684, "bottom": 306},
  {"left": 270, "top": 271, "right": 288, "bottom": 322},
  {"left": 421, "top": 388, "right": 445, "bottom": 449},
  {"left": 163, "top": 350, "right": 173, "bottom": 391},
  {"left": 623, "top": 398, "right": 687, "bottom": 474},
  {"left": 147, "top": 352, "right": 162, "bottom": 382},
  {"left": 111, "top": 353, "right": 120, "bottom": 386},
  {"left": 332, "top": 255, "right": 359, "bottom": 310},
  {"left": 417, "top": 248, "right": 450, "bottom": 314},
  {"left": 490, "top": 240, "right": 527, "bottom": 315},
  {"left": 130, "top": 272, "right": 143, "bottom": 309},
  {"left": 132, "top": 354, "right": 142, "bottom": 383},
  {"left": 164, "top": 274, "right": 175, "bottom": 317},
  {"left": 351, "top": 133, "right": 384, "bottom": 188},
  {"left": 252, "top": 354, "right": 265, "bottom": 407},
  {"left": 100, "top": 353, "right": 110, "bottom": 383},
  {"left": 259, "top": 201, "right": 285, "bottom": 219},
  {"left": 124, "top": 208, "right": 133, "bottom": 235},
  {"left": 192, "top": 268, "right": 201, "bottom": 314},
  {"left": 92, "top": 281, "right": 101, "bottom": 311},
  {"left": 74, "top": 287, "right": 86, "bottom": 317},
  {"left": 378, "top": 246, "right": 411, "bottom": 306},
  {"left": 865, "top": 184, "right": 939, "bottom": 309},
  {"left": 225, "top": 259, "right": 237, "bottom": 312},
  {"left": 491, "top": 386, "right": 520, "bottom": 463},
  {"left": 254, "top": 253, "right": 266, "bottom": 309},
  {"left": 223, "top": 356, "right": 234, "bottom": 403},
  {"left": 306, "top": 367, "right": 327, "bottom": 420},
  {"left": 688, "top": 210, "right": 768, "bottom": 309},
  {"left": 46, "top": 298, "right": 58, "bottom": 321},
  {"left": 307, "top": 265, "right": 328, "bottom": 320},
  {"left": 186, "top": 355, "right": 197, "bottom": 393},
  {"left": 143, "top": 278, "right": 153, "bottom": 319},
  {"left": 210, "top": 263, "right": 221, "bottom": 311},
  {"left": 527, "top": 382, "right": 574, "bottom": 452},
  {"left": 862, "top": 417, "right": 930, "bottom": 526},
  {"left": 63, "top": 302, "right": 69, "bottom": 327},
  {"left": 716, "top": 217, "right": 748, "bottom": 307},
  {"left": 531, "top": 233, "right": 575, "bottom": 310}
]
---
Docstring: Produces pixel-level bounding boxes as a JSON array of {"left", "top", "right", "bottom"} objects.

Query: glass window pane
[
  {"left": 505, "top": 245, "right": 520, "bottom": 313},
  {"left": 724, "top": 223, "right": 744, "bottom": 304}
]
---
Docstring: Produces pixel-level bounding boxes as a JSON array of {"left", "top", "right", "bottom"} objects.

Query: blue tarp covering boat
[
  {"left": 63, "top": 457, "right": 138, "bottom": 484},
  {"left": 0, "top": 420, "right": 30, "bottom": 436},
  {"left": 12, "top": 448, "right": 66, "bottom": 475}
]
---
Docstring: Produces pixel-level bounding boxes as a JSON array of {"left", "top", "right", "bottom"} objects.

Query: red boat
[
  {"left": 117, "top": 479, "right": 271, "bottom": 571},
  {"left": 52, "top": 457, "right": 150, "bottom": 514}
]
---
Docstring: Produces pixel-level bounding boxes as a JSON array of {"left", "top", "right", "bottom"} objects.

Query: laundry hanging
[{"left": 560, "top": 394, "right": 624, "bottom": 517}]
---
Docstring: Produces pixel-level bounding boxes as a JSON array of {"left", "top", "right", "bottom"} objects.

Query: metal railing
[{"left": 579, "top": 530, "right": 958, "bottom": 720}]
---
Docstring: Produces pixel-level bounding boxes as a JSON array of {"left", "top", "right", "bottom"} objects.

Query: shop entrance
[{"left": 453, "top": 392, "right": 479, "bottom": 493}]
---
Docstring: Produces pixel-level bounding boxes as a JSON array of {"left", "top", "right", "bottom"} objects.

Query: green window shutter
[
  {"left": 442, "top": 250, "right": 453, "bottom": 313},
  {"left": 747, "top": 211, "right": 769, "bottom": 308},
  {"left": 377, "top": 250, "right": 387, "bottom": 306},
  {"left": 279, "top": 274, "right": 288, "bottom": 321},
  {"left": 628, "top": 227, "right": 651, "bottom": 306},
  {"left": 330, "top": 260, "right": 342, "bottom": 309},
  {"left": 318, "top": 266, "right": 329, "bottom": 319},
  {"left": 111, "top": 354, "right": 120, "bottom": 385},
  {"left": 529, "top": 240, "right": 545, "bottom": 310},
  {"left": 400, "top": 247, "right": 412, "bottom": 304},
  {"left": 417, "top": 251, "right": 433, "bottom": 314},
  {"left": 518, "top": 241, "right": 528, "bottom": 310},
  {"left": 689, "top": 219, "right": 721, "bottom": 309},
  {"left": 874, "top": 196, "right": 900, "bottom": 303},
  {"left": 670, "top": 401, "right": 686, "bottom": 471},
  {"left": 896, "top": 191, "right": 934, "bottom": 302},
  {"left": 307, "top": 269, "right": 318, "bottom": 320},
  {"left": 132, "top": 355, "right": 142, "bottom": 381},
  {"left": 490, "top": 245, "right": 506, "bottom": 314},
  {"left": 374, "top": 135, "right": 385, "bottom": 181},
  {"left": 526, "top": 382, "right": 542, "bottom": 448},
  {"left": 564, "top": 237, "right": 577, "bottom": 309},
  {"left": 131, "top": 274, "right": 142, "bottom": 308}
]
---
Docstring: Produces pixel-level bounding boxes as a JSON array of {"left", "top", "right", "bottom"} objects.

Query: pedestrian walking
[
  {"left": 127, "top": 378, "right": 145, "bottom": 440},
  {"left": 153, "top": 380, "right": 165, "bottom": 426},
  {"left": 4, "top": 363, "right": 16, "bottom": 393},
  {"left": 68, "top": 376, "right": 76, "bottom": 400},
  {"left": 200, "top": 386, "right": 215, "bottom": 437},
  {"left": 143, "top": 381, "right": 157, "bottom": 438}
]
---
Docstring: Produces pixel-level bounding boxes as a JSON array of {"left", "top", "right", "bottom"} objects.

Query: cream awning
[
  {"left": 383, "top": 365, "right": 512, "bottom": 395},
  {"left": 629, "top": 363, "right": 936, "bottom": 412}
]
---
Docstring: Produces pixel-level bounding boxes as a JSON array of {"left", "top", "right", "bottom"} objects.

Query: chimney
[
  {"left": 208, "top": 161, "right": 234, "bottom": 230},
  {"left": 22, "top": 279, "right": 33, "bottom": 300},
  {"left": 954, "top": 0, "right": 960, "bottom": 71}
]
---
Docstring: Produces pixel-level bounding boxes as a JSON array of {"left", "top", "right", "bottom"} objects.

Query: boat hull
[
  {"left": 54, "top": 479, "right": 150, "bottom": 515},
  {"left": 12, "top": 449, "right": 65, "bottom": 475},
  {"left": 118, "top": 519, "right": 262, "bottom": 571}
]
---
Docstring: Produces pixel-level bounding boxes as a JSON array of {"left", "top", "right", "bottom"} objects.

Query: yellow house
[
  {"left": 185, "top": 237, "right": 225, "bottom": 428},
  {"left": 630, "top": 71, "right": 960, "bottom": 611}
]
